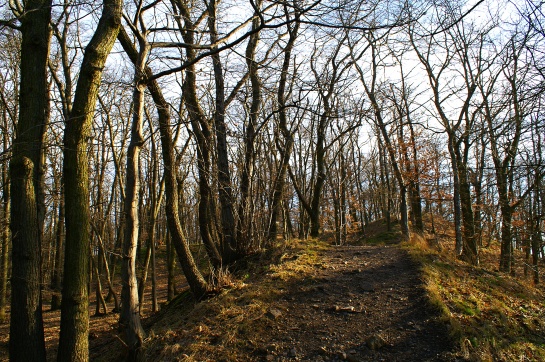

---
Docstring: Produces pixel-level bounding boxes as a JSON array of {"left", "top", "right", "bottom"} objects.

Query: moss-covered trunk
[{"left": 59, "top": 1, "right": 121, "bottom": 360}]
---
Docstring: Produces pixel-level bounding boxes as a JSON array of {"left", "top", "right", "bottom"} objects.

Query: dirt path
[
  {"left": 252, "top": 243, "right": 456, "bottom": 361},
  {"left": 2, "top": 242, "right": 458, "bottom": 361}
]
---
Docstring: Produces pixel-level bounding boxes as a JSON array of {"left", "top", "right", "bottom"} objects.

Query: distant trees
[{"left": 0, "top": 22, "right": 19, "bottom": 323}]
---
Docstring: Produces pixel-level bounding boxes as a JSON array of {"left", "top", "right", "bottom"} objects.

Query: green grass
[
  {"left": 354, "top": 218, "right": 402, "bottom": 246},
  {"left": 404, "top": 234, "right": 545, "bottom": 361}
]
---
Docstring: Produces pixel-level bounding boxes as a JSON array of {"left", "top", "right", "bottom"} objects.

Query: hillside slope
[{"left": 125, "top": 238, "right": 456, "bottom": 361}]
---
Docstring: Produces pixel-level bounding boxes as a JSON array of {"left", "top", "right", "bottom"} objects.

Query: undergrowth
[{"left": 404, "top": 234, "right": 545, "bottom": 361}]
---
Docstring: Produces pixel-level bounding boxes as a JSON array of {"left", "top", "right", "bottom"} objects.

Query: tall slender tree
[
  {"left": 119, "top": 4, "right": 150, "bottom": 356},
  {"left": 268, "top": 3, "right": 300, "bottom": 241},
  {"left": 117, "top": 26, "right": 209, "bottom": 299},
  {"left": 59, "top": 1, "right": 122, "bottom": 360}
]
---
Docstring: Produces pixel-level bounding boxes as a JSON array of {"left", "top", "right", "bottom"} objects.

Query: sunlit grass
[
  {"left": 404, "top": 232, "right": 545, "bottom": 361},
  {"left": 139, "top": 238, "right": 331, "bottom": 362}
]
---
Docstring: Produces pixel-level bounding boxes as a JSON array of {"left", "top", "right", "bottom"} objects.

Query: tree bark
[
  {"left": 51, "top": 184, "right": 64, "bottom": 310},
  {"left": 59, "top": 1, "right": 122, "bottom": 360},
  {"left": 8, "top": 1, "right": 51, "bottom": 360},
  {"left": 120, "top": 33, "right": 149, "bottom": 358},
  {"left": 172, "top": 1, "right": 222, "bottom": 267},
  {"left": 0, "top": 119, "right": 10, "bottom": 321},
  {"left": 457, "top": 157, "right": 478, "bottom": 264},
  {"left": 207, "top": 0, "right": 239, "bottom": 264},
  {"left": 237, "top": 0, "right": 262, "bottom": 253},
  {"left": 446, "top": 138, "right": 464, "bottom": 256}
]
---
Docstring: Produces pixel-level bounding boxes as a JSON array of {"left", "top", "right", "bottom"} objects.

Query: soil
[
  {"left": 245, "top": 243, "right": 457, "bottom": 362},
  {"left": 0, "top": 240, "right": 459, "bottom": 361}
]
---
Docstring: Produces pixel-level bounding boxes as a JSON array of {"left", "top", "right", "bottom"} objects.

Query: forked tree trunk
[
  {"left": 172, "top": 1, "right": 222, "bottom": 267},
  {"left": 268, "top": 9, "right": 300, "bottom": 241},
  {"left": 117, "top": 27, "right": 208, "bottom": 299}
]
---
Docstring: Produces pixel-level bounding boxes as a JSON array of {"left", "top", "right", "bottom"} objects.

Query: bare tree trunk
[
  {"left": 91, "top": 222, "right": 119, "bottom": 311},
  {"left": 458, "top": 157, "right": 478, "bottom": 264},
  {"left": 207, "top": 0, "right": 239, "bottom": 264},
  {"left": 473, "top": 134, "right": 486, "bottom": 247},
  {"left": 339, "top": 152, "right": 347, "bottom": 244},
  {"left": 8, "top": 1, "right": 51, "bottom": 359},
  {"left": 151, "top": 230, "right": 158, "bottom": 312},
  {"left": 59, "top": 1, "right": 122, "bottom": 360},
  {"left": 0, "top": 119, "right": 10, "bottom": 321},
  {"left": 238, "top": 0, "right": 262, "bottom": 253},
  {"left": 117, "top": 26, "right": 208, "bottom": 299},
  {"left": 51, "top": 184, "right": 64, "bottom": 310},
  {"left": 406, "top": 116, "right": 424, "bottom": 234},
  {"left": 119, "top": 32, "right": 149, "bottom": 358},
  {"left": 172, "top": 1, "right": 222, "bottom": 267},
  {"left": 309, "top": 115, "right": 327, "bottom": 238},
  {"left": 268, "top": 7, "right": 300, "bottom": 241},
  {"left": 377, "top": 147, "right": 390, "bottom": 230},
  {"left": 91, "top": 253, "right": 107, "bottom": 316},
  {"left": 447, "top": 139, "right": 464, "bottom": 256},
  {"left": 166, "top": 231, "right": 176, "bottom": 301},
  {"left": 149, "top": 123, "right": 162, "bottom": 313}
]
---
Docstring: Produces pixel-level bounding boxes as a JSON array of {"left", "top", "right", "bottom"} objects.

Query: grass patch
[
  {"left": 404, "top": 233, "right": 545, "bottom": 361},
  {"left": 365, "top": 231, "right": 400, "bottom": 245},
  {"left": 354, "top": 218, "right": 402, "bottom": 246},
  {"left": 139, "top": 238, "right": 331, "bottom": 361}
]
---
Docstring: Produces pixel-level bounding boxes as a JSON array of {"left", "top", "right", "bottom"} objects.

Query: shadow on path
[{"left": 252, "top": 244, "right": 457, "bottom": 361}]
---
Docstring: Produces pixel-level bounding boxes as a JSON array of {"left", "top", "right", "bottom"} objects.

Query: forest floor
[
  {"left": 1, "top": 219, "right": 544, "bottom": 361},
  {"left": 135, "top": 236, "right": 457, "bottom": 362},
  {"left": 0, "top": 224, "right": 457, "bottom": 361}
]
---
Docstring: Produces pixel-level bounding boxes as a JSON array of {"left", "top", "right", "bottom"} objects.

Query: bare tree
[
  {"left": 409, "top": 8, "right": 487, "bottom": 264},
  {"left": 118, "top": 2, "right": 152, "bottom": 356},
  {"left": 479, "top": 25, "right": 536, "bottom": 273},
  {"left": 268, "top": 2, "right": 301, "bottom": 241},
  {"left": 237, "top": 0, "right": 264, "bottom": 253},
  {"left": 59, "top": 1, "right": 122, "bottom": 360},
  {"left": 117, "top": 25, "right": 209, "bottom": 299},
  {"left": 8, "top": 0, "right": 51, "bottom": 359},
  {"left": 0, "top": 26, "right": 19, "bottom": 322}
]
